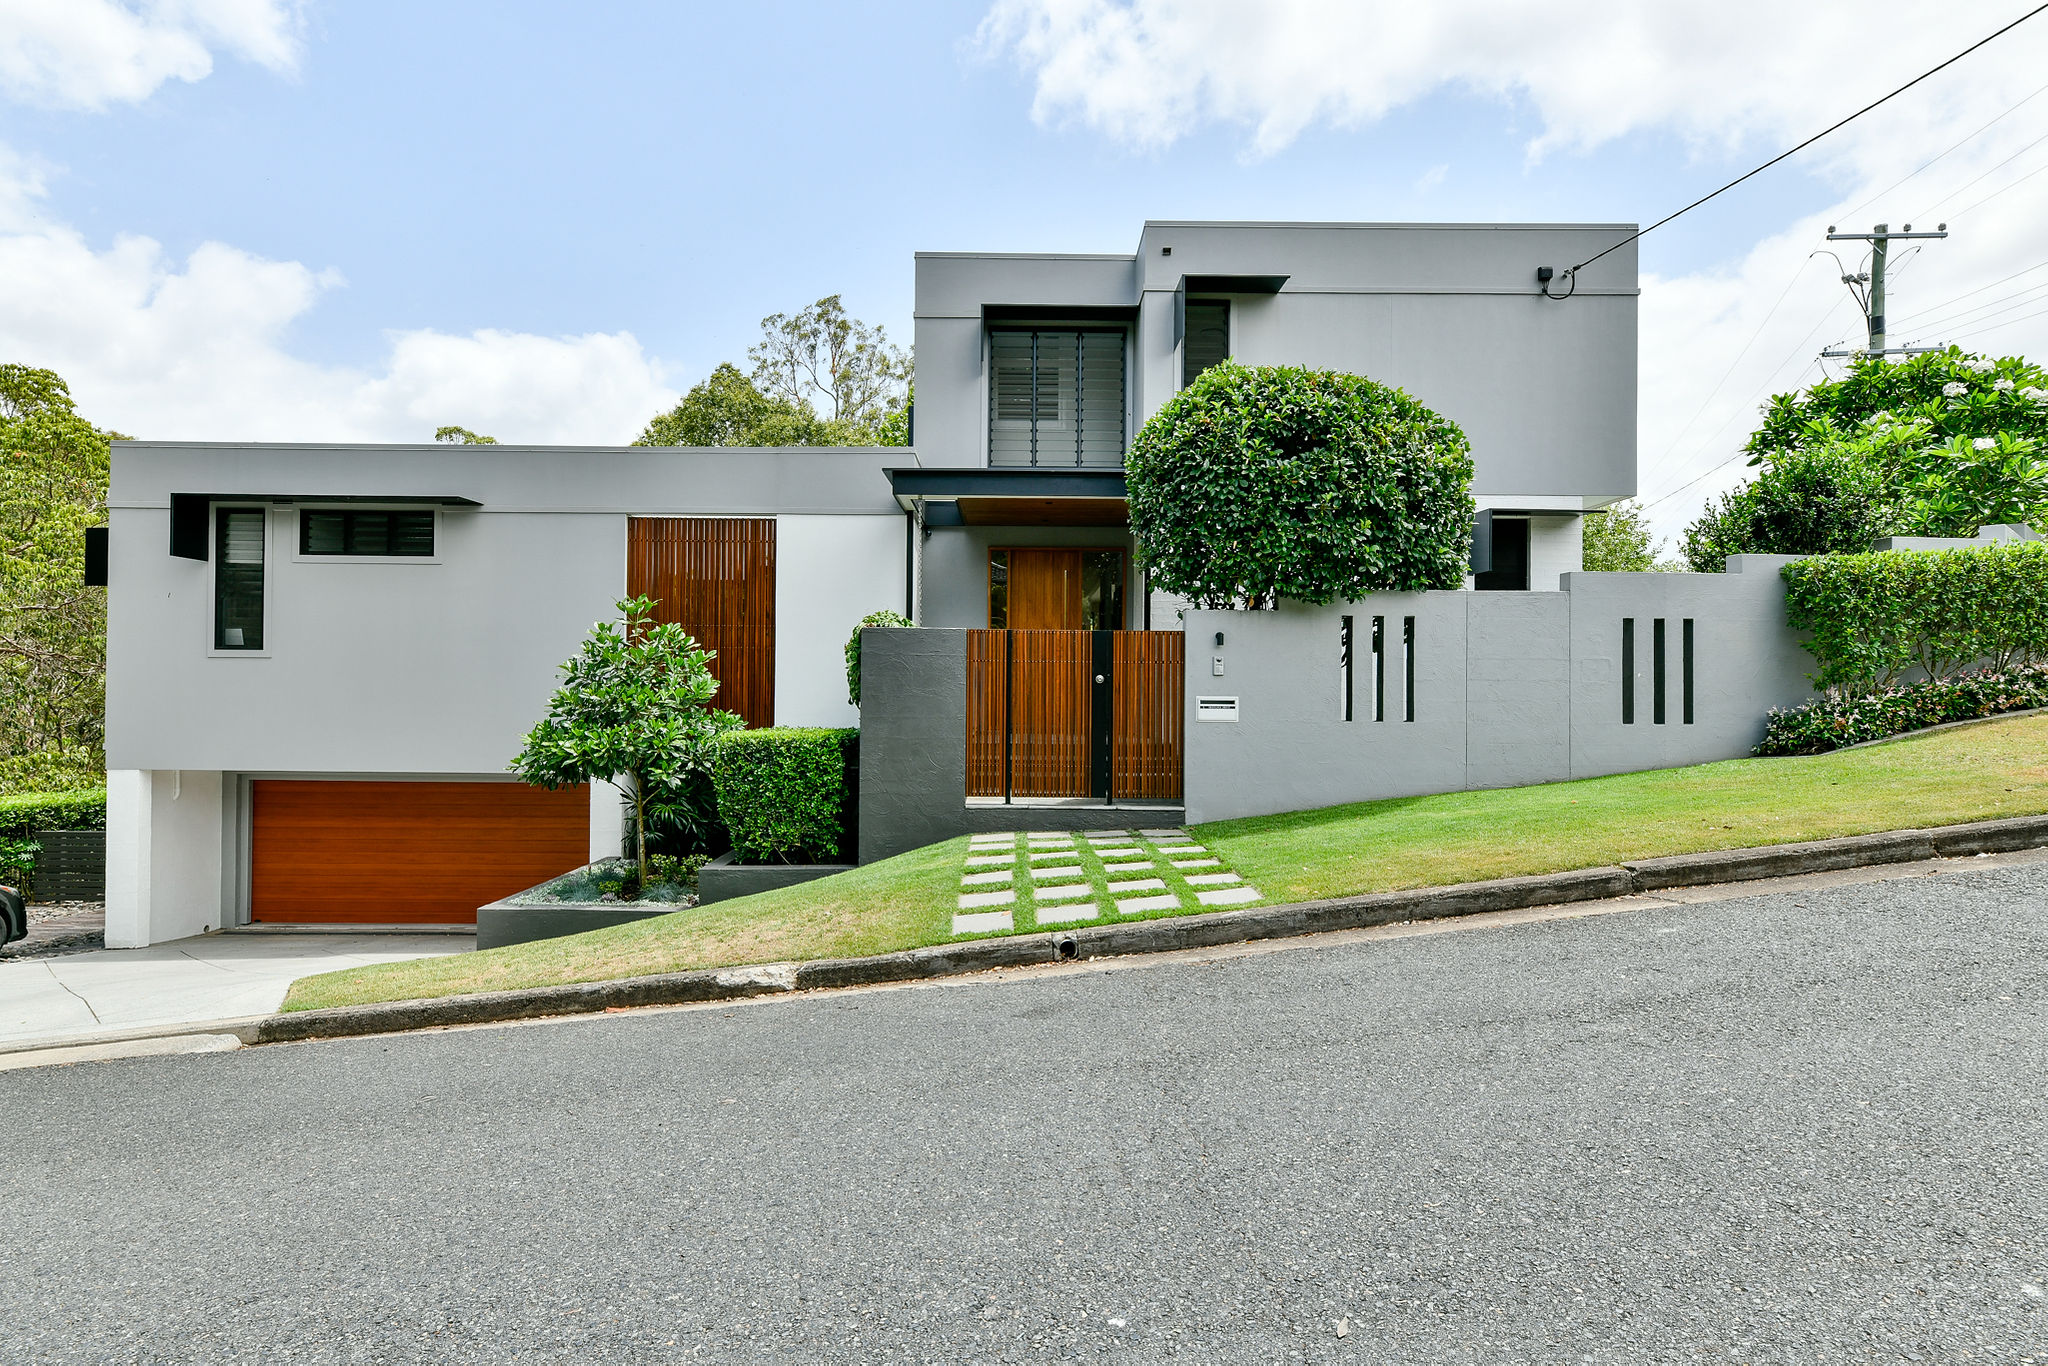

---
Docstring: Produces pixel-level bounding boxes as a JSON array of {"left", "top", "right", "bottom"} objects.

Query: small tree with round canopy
[
  {"left": 511, "top": 596, "right": 743, "bottom": 880},
  {"left": 1125, "top": 363, "right": 1475, "bottom": 607}
]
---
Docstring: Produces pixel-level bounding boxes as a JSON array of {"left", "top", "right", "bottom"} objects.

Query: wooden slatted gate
[
  {"left": 966, "top": 630, "right": 1184, "bottom": 801},
  {"left": 627, "top": 517, "right": 776, "bottom": 728}
]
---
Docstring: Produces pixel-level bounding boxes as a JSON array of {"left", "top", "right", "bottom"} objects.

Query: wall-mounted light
[{"left": 1213, "top": 631, "right": 1225, "bottom": 647}]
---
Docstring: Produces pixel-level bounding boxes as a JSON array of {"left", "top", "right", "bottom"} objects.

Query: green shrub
[
  {"left": 712, "top": 727, "right": 857, "bottom": 863},
  {"left": 845, "top": 609, "right": 913, "bottom": 707},
  {"left": 0, "top": 752, "right": 104, "bottom": 798},
  {"left": 0, "top": 787, "right": 107, "bottom": 838},
  {"left": 1756, "top": 666, "right": 2048, "bottom": 756},
  {"left": 0, "top": 834, "right": 39, "bottom": 886},
  {"left": 1126, "top": 362, "right": 1474, "bottom": 607},
  {"left": 1681, "top": 443, "right": 1897, "bottom": 570},
  {"left": 1782, "top": 541, "right": 2048, "bottom": 692}
]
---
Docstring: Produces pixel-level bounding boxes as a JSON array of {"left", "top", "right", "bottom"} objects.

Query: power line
[
  {"left": 1650, "top": 256, "right": 1823, "bottom": 467},
  {"left": 1887, "top": 258, "right": 2048, "bottom": 324},
  {"left": 1897, "top": 279, "right": 2048, "bottom": 337},
  {"left": 1640, "top": 361, "right": 1828, "bottom": 515},
  {"left": 1946, "top": 297, "right": 2048, "bottom": 343},
  {"left": 1842, "top": 76, "right": 2048, "bottom": 220},
  {"left": 1554, "top": 3, "right": 2048, "bottom": 289},
  {"left": 1915, "top": 124, "right": 2048, "bottom": 216},
  {"left": 1944, "top": 154, "right": 2048, "bottom": 220}
]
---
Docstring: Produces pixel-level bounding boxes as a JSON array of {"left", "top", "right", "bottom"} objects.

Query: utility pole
[{"left": 1821, "top": 221, "right": 1949, "bottom": 360}]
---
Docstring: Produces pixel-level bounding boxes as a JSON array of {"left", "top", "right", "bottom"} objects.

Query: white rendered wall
[
  {"left": 774, "top": 515, "right": 907, "bottom": 726},
  {"left": 1527, "top": 516, "right": 1584, "bottom": 590},
  {"left": 104, "top": 769, "right": 224, "bottom": 948},
  {"left": 590, "top": 778, "right": 627, "bottom": 862}
]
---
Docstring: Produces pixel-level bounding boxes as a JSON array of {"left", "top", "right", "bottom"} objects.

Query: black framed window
[
  {"left": 1182, "top": 300, "right": 1230, "bottom": 386},
  {"left": 299, "top": 510, "right": 434, "bottom": 557},
  {"left": 214, "top": 508, "right": 265, "bottom": 650},
  {"left": 988, "top": 328, "right": 1127, "bottom": 468}
]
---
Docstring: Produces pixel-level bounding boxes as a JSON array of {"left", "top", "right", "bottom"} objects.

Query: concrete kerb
[{"left": 253, "top": 813, "right": 2048, "bottom": 1046}]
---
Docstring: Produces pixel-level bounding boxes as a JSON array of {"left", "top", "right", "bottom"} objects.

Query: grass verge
[{"left": 281, "top": 714, "right": 2048, "bottom": 1013}]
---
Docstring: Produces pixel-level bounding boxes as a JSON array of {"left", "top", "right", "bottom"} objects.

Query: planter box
[
  {"left": 696, "top": 851, "right": 851, "bottom": 905},
  {"left": 476, "top": 858, "right": 688, "bottom": 950}
]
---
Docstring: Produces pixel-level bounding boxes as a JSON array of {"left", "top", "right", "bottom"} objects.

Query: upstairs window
[
  {"left": 214, "top": 508, "right": 265, "bottom": 650},
  {"left": 300, "top": 510, "right": 435, "bottom": 557},
  {"left": 1182, "top": 300, "right": 1230, "bottom": 387},
  {"left": 988, "top": 328, "right": 1126, "bottom": 468}
]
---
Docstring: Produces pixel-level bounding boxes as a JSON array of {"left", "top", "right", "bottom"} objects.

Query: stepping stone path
[{"left": 949, "top": 829, "right": 1265, "bottom": 936}]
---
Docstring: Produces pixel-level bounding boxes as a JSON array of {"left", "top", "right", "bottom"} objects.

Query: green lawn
[{"left": 280, "top": 714, "right": 2048, "bottom": 1013}]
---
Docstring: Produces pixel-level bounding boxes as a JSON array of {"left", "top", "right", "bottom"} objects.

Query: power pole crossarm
[{"left": 1820, "top": 222, "right": 1950, "bottom": 360}]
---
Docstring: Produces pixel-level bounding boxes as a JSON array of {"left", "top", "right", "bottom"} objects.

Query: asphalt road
[{"left": 5, "top": 863, "right": 2047, "bottom": 1364}]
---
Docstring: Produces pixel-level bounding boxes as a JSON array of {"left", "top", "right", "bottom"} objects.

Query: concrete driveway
[{"left": 0, "top": 932, "right": 470, "bottom": 1048}]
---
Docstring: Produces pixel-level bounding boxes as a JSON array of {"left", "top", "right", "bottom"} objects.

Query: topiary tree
[
  {"left": 1125, "top": 363, "right": 1474, "bottom": 607},
  {"left": 844, "top": 608, "right": 913, "bottom": 707},
  {"left": 511, "top": 596, "right": 743, "bottom": 878}
]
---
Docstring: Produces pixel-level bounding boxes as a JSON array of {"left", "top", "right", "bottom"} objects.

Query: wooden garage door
[{"left": 250, "top": 781, "right": 589, "bottom": 924}]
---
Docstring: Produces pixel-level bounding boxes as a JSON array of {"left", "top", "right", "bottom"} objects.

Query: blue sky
[{"left": 6, "top": 1, "right": 2048, "bottom": 540}]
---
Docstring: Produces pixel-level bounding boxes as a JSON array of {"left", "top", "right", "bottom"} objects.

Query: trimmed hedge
[
  {"left": 845, "top": 609, "right": 913, "bottom": 708},
  {"left": 0, "top": 788, "right": 107, "bottom": 839},
  {"left": 1756, "top": 666, "right": 2048, "bottom": 756},
  {"left": 711, "top": 727, "right": 858, "bottom": 864},
  {"left": 1782, "top": 540, "right": 2048, "bottom": 692}
]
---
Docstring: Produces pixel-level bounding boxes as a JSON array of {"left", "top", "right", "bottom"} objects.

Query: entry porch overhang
[{"left": 886, "top": 467, "right": 1128, "bottom": 528}]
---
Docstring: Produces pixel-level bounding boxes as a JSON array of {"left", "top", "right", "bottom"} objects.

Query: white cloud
[
  {"left": 0, "top": 0, "right": 303, "bottom": 110},
  {"left": 0, "top": 156, "right": 678, "bottom": 443},
  {"left": 983, "top": 0, "right": 2048, "bottom": 543}
]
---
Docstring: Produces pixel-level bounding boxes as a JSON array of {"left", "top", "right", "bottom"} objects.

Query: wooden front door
[
  {"left": 990, "top": 547, "right": 1125, "bottom": 630},
  {"left": 627, "top": 517, "right": 776, "bottom": 728}
]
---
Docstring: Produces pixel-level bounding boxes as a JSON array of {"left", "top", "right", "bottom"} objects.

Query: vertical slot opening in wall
[
  {"left": 1339, "top": 615, "right": 1354, "bottom": 722},
  {"left": 1372, "top": 616, "right": 1386, "bottom": 722},
  {"left": 1402, "top": 616, "right": 1416, "bottom": 723},
  {"left": 1621, "top": 618, "right": 1635, "bottom": 724},
  {"left": 1683, "top": 618, "right": 1695, "bottom": 725},
  {"left": 1653, "top": 618, "right": 1667, "bottom": 726}
]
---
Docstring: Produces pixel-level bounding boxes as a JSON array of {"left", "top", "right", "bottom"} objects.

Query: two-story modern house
[{"left": 102, "top": 219, "right": 1638, "bottom": 945}]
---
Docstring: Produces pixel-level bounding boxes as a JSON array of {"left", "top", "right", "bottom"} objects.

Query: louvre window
[
  {"left": 215, "top": 508, "right": 265, "bottom": 650},
  {"left": 988, "top": 328, "right": 1126, "bottom": 467},
  {"left": 1182, "top": 300, "right": 1230, "bottom": 386},
  {"left": 300, "top": 510, "right": 435, "bottom": 557}
]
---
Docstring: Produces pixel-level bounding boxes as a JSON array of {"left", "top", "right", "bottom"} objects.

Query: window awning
[
  {"left": 1174, "top": 274, "right": 1289, "bottom": 342},
  {"left": 887, "top": 468, "right": 1128, "bottom": 528},
  {"left": 168, "top": 492, "right": 481, "bottom": 559}
]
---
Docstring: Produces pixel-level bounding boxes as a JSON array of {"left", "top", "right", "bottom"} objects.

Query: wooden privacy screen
[
  {"left": 627, "top": 517, "right": 776, "bottom": 728},
  {"left": 965, "top": 629, "right": 1183, "bottom": 801},
  {"left": 250, "top": 780, "right": 589, "bottom": 924},
  {"left": 1112, "top": 631, "right": 1184, "bottom": 800}
]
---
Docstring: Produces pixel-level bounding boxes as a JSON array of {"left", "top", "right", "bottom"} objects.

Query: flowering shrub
[{"left": 1756, "top": 666, "right": 2048, "bottom": 756}]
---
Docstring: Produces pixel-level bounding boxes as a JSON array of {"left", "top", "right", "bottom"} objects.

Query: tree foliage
[
  {"left": 1580, "top": 499, "right": 1673, "bottom": 572},
  {"left": 0, "top": 365, "right": 111, "bottom": 792},
  {"left": 1686, "top": 348, "right": 2048, "bottom": 566},
  {"left": 510, "top": 597, "right": 743, "bottom": 876},
  {"left": 1125, "top": 363, "right": 1474, "bottom": 607},
  {"left": 434, "top": 426, "right": 497, "bottom": 444},
  {"left": 635, "top": 297, "right": 909, "bottom": 449}
]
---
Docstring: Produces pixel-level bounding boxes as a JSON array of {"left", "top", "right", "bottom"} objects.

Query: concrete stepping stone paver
[
  {"left": 965, "top": 854, "right": 1015, "bottom": 867},
  {"left": 957, "top": 889, "right": 1016, "bottom": 909},
  {"left": 1106, "top": 877, "right": 1166, "bottom": 894},
  {"left": 1170, "top": 858, "right": 1221, "bottom": 869},
  {"left": 960, "top": 869, "right": 1013, "bottom": 886},
  {"left": 1100, "top": 861, "right": 1152, "bottom": 873},
  {"left": 1027, "top": 849, "right": 1080, "bottom": 861},
  {"left": 1030, "top": 863, "right": 1085, "bottom": 880},
  {"left": 1184, "top": 872, "right": 1241, "bottom": 886},
  {"left": 1138, "top": 828, "right": 1185, "bottom": 837},
  {"left": 1034, "top": 883, "right": 1094, "bottom": 902},
  {"left": 1116, "top": 893, "right": 1179, "bottom": 914},
  {"left": 1196, "top": 886, "right": 1261, "bottom": 906},
  {"left": 1033, "top": 902, "right": 1099, "bottom": 925},
  {"left": 1089, "top": 846, "right": 1143, "bottom": 859},
  {"left": 952, "top": 910, "right": 1015, "bottom": 934}
]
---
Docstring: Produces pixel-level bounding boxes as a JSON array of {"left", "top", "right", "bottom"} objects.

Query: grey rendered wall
[
  {"left": 1182, "top": 559, "right": 1816, "bottom": 825},
  {"left": 106, "top": 442, "right": 904, "bottom": 774},
  {"left": 910, "top": 223, "right": 1636, "bottom": 503}
]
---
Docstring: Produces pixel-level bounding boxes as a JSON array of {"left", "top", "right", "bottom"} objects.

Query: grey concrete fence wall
[{"left": 1181, "top": 557, "right": 1816, "bottom": 824}]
